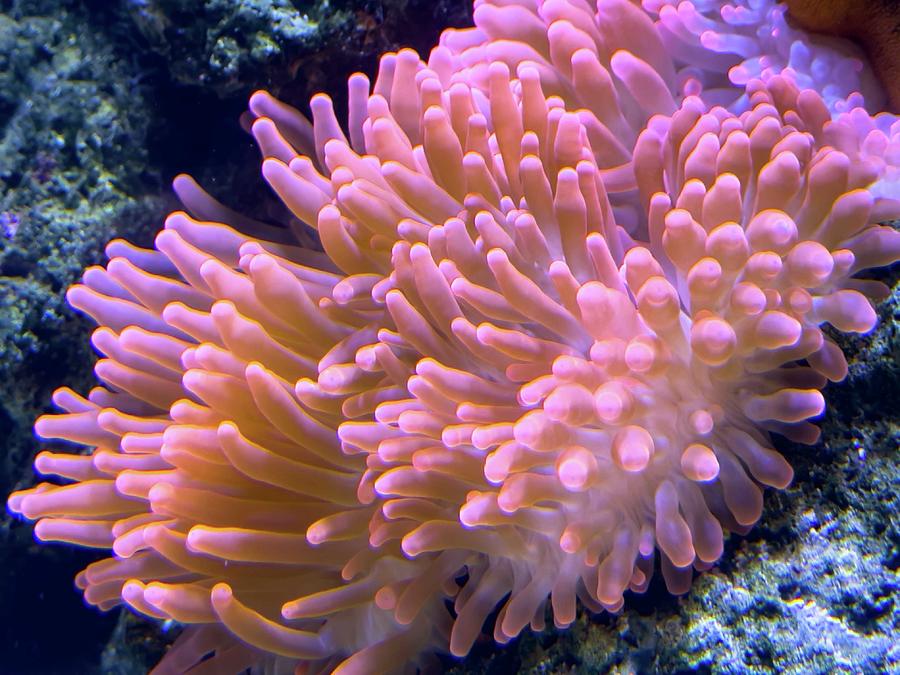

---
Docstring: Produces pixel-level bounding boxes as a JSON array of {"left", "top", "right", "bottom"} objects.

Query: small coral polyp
[{"left": 7, "top": 0, "right": 900, "bottom": 673}]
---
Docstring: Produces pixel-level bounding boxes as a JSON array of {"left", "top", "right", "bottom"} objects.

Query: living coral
[{"left": 7, "top": 0, "right": 900, "bottom": 673}]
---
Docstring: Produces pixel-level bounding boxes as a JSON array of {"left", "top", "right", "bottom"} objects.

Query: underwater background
[{"left": 0, "top": 1, "right": 897, "bottom": 673}]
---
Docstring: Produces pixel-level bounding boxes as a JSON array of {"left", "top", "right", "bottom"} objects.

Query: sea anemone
[
  {"left": 641, "top": 0, "right": 885, "bottom": 112},
  {"left": 784, "top": 0, "right": 900, "bottom": 111},
  {"left": 7, "top": 0, "right": 900, "bottom": 673}
]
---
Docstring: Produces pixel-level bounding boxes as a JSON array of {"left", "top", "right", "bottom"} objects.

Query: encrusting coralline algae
[{"left": 8, "top": 1, "right": 900, "bottom": 672}]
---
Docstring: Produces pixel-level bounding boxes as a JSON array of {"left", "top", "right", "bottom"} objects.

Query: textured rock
[
  {"left": 0, "top": 4, "right": 163, "bottom": 672},
  {"left": 116, "top": 0, "right": 472, "bottom": 96}
]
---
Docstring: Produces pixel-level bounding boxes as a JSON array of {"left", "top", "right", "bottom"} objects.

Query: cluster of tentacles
[{"left": 8, "top": 1, "right": 900, "bottom": 673}]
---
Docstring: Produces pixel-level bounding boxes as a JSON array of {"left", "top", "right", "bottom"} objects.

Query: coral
[{"left": 6, "top": 0, "right": 900, "bottom": 673}]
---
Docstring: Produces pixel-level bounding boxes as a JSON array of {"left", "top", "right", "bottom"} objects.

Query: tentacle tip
[{"left": 210, "top": 583, "right": 233, "bottom": 607}]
